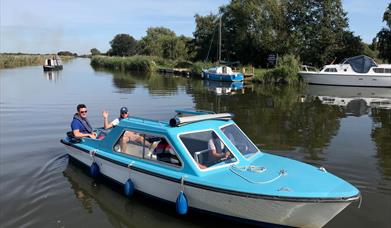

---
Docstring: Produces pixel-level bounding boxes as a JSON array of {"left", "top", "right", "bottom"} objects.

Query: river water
[{"left": 1, "top": 58, "right": 390, "bottom": 227}]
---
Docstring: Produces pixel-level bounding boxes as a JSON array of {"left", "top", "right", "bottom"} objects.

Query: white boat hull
[
  {"left": 300, "top": 72, "right": 391, "bottom": 87},
  {"left": 65, "top": 145, "right": 354, "bottom": 228}
]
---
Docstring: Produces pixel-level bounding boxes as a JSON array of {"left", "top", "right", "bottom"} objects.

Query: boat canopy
[
  {"left": 342, "top": 55, "right": 378, "bottom": 73},
  {"left": 208, "top": 66, "right": 234, "bottom": 74}
]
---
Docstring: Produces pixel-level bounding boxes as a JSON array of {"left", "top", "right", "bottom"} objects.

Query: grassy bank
[
  {"left": 252, "top": 55, "right": 301, "bottom": 84},
  {"left": 90, "top": 55, "right": 159, "bottom": 72},
  {"left": 91, "top": 54, "right": 302, "bottom": 84},
  {"left": 0, "top": 54, "right": 74, "bottom": 69}
]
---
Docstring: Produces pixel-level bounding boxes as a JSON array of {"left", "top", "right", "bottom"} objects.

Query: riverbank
[
  {"left": 0, "top": 54, "right": 74, "bottom": 69},
  {"left": 90, "top": 55, "right": 301, "bottom": 84},
  {"left": 90, "top": 55, "right": 215, "bottom": 76}
]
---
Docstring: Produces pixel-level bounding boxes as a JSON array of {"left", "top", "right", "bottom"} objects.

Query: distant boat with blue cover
[
  {"left": 61, "top": 110, "right": 360, "bottom": 227},
  {"left": 202, "top": 66, "right": 244, "bottom": 82}
]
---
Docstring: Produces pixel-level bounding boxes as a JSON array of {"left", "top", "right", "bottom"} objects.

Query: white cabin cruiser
[{"left": 300, "top": 55, "right": 391, "bottom": 87}]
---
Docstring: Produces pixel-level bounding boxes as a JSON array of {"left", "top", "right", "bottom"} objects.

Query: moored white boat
[
  {"left": 299, "top": 55, "right": 391, "bottom": 87},
  {"left": 61, "top": 110, "right": 360, "bottom": 227}
]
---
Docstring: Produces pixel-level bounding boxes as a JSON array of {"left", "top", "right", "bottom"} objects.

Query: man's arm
[
  {"left": 73, "top": 129, "right": 96, "bottom": 139},
  {"left": 102, "top": 111, "right": 113, "bottom": 129}
]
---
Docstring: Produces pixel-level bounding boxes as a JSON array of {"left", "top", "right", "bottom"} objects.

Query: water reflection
[
  {"left": 371, "top": 109, "right": 391, "bottom": 178},
  {"left": 202, "top": 80, "right": 245, "bottom": 95},
  {"left": 43, "top": 70, "right": 60, "bottom": 82},
  {"left": 305, "top": 85, "right": 391, "bottom": 116},
  {"left": 93, "top": 66, "right": 190, "bottom": 96},
  {"left": 188, "top": 84, "right": 343, "bottom": 161},
  {"left": 63, "top": 159, "right": 238, "bottom": 228}
]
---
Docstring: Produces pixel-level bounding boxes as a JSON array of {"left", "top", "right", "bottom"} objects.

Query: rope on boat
[
  {"left": 127, "top": 161, "right": 135, "bottom": 178},
  {"left": 180, "top": 175, "right": 187, "bottom": 192},
  {"left": 230, "top": 165, "right": 286, "bottom": 184},
  {"left": 358, "top": 195, "right": 362, "bottom": 208},
  {"left": 89, "top": 150, "right": 96, "bottom": 162}
]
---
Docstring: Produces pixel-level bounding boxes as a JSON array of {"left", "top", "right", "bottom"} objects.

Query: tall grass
[
  {"left": 91, "top": 55, "right": 159, "bottom": 72},
  {"left": 0, "top": 54, "right": 73, "bottom": 69},
  {"left": 0, "top": 54, "right": 45, "bottom": 69},
  {"left": 253, "top": 54, "right": 301, "bottom": 84}
]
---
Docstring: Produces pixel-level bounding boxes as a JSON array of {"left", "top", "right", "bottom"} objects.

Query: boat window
[
  {"left": 386, "top": 69, "right": 391, "bottom": 73},
  {"left": 221, "top": 124, "right": 259, "bottom": 157},
  {"left": 113, "top": 131, "right": 182, "bottom": 167},
  {"left": 144, "top": 134, "right": 181, "bottom": 167},
  {"left": 113, "top": 130, "right": 146, "bottom": 158},
  {"left": 325, "top": 68, "right": 337, "bottom": 72},
  {"left": 373, "top": 68, "right": 385, "bottom": 73},
  {"left": 179, "top": 130, "right": 236, "bottom": 170}
]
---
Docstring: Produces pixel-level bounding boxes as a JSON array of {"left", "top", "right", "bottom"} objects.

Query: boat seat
[
  {"left": 125, "top": 143, "right": 144, "bottom": 157},
  {"left": 194, "top": 149, "right": 210, "bottom": 166}
]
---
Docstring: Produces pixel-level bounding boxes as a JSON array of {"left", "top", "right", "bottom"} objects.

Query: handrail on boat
[
  {"left": 175, "top": 109, "right": 215, "bottom": 116},
  {"left": 300, "top": 65, "right": 318, "bottom": 72},
  {"left": 170, "top": 113, "right": 234, "bottom": 127}
]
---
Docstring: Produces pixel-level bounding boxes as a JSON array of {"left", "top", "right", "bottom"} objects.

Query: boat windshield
[
  {"left": 221, "top": 124, "right": 259, "bottom": 157},
  {"left": 179, "top": 130, "right": 237, "bottom": 170}
]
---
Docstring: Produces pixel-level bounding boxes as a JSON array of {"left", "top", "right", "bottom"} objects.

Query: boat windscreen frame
[
  {"left": 177, "top": 128, "right": 240, "bottom": 172},
  {"left": 219, "top": 123, "right": 261, "bottom": 160}
]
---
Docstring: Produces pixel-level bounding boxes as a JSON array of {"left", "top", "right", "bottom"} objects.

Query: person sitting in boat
[
  {"left": 197, "top": 132, "right": 231, "bottom": 169},
  {"left": 102, "top": 106, "right": 129, "bottom": 129},
  {"left": 208, "top": 132, "right": 231, "bottom": 160},
  {"left": 152, "top": 138, "right": 180, "bottom": 165},
  {"left": 70, "top": 104, "right": 96, "bottom": 139},
  {"left": 103, "top": 107, "right": 147, "bottom": 153}
]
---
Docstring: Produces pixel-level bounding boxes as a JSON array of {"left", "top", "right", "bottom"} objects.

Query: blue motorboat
[
  {"left": 202, "top": 66, "right": 244, "bottom": 82},
  {"left": 61, "top": 110, "right": 360, "bottom": 227}
]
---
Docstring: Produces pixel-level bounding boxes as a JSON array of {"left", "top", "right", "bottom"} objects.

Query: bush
[{"left": 252, "top": 54, "right": 300, "bottom": 84}]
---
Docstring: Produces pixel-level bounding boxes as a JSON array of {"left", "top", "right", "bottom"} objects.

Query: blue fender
[
  {"left": 90, "top": 162, "right": 100, "bottom": 178},
  {"left": 176, "top": 191, "right": 188, "bottom": 215},
  {"left": 124, "top": 179, "right": 134, "bottom": 197}
]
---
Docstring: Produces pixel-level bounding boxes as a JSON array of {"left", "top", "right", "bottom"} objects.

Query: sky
[{"left": 0, "top": 0, "right": 389, "bottom": 55}]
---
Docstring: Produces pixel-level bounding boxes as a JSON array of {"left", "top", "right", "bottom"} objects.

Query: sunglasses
[
  {"left": 121, "top": 112, "right": 128, "bottom": 115},
  {"left": 80, "top": 110, "right": 88, "bottom": 114}
]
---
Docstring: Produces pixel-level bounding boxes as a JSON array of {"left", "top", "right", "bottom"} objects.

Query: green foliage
[
  {"left": 334, "top": 31, "right": 364, "bottom": 62},
  {"left": 376, "top": 3, "right": 391, "bottom": 63},
  {"left": 109, "top": 34, "right": 138, "bottom": 56},
  {"left": 253, "top": 55, "right": 300, "bottom": 84},
  {"left": 139, "top": 27, "right": 190, "bottom": 60},
  {"left": 58, "top": 51, "right": 77, "bottom": 56},
  {"left": 190, "top": 14, "right": 219, "bottom": 62},
  {"left": 286, "top": 0, "right": 349, "bottom": 66},
  {"left": 90, "top": 48, "right": 101, "bottom": 56},
  {"left": 191, "top": 0, "right": 360, "bottom": 67},
  {"left": 189, "top": 61, "right": 215, "bottom": 75},
  {"left": 90, "top": 55, "right": 157, "bottom": 72}
]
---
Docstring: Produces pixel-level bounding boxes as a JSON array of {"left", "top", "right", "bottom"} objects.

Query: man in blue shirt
[{"left": 71, "top": 104, "right": 96, "bottom": 139}]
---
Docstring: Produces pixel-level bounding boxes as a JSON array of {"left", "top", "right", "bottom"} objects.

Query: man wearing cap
[
  {"left": 102, "top": 107, "right": 144, "bottom": 153},
  {"left": 102, "top": 107, "right": 129, "bottom": 129}
]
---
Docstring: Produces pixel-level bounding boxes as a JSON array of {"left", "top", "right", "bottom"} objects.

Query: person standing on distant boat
[{"left": 71, "top": 104, "right": 96, "bottom": 139}]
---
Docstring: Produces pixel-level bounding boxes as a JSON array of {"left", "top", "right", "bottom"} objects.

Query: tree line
[{"left": 91, "top": 0, "right": 391, "bottom": 67}]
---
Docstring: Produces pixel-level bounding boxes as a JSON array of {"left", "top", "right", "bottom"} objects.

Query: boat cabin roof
[{"left": 208, "top": 66, "right": 234, "bottom": 74}]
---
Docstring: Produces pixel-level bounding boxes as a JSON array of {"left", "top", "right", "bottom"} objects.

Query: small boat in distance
[
  {"left": 61, "top": 110, "right": 360, "bottom": 227},
  {"left": 202, "top": 66, "right": 244, "bottom": 82},
  {"left": 43, "top": 55, "right": 63, "bottom": 71},
  {"left": 299, "top": 55, "right": 391, "bottom": 87}
]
